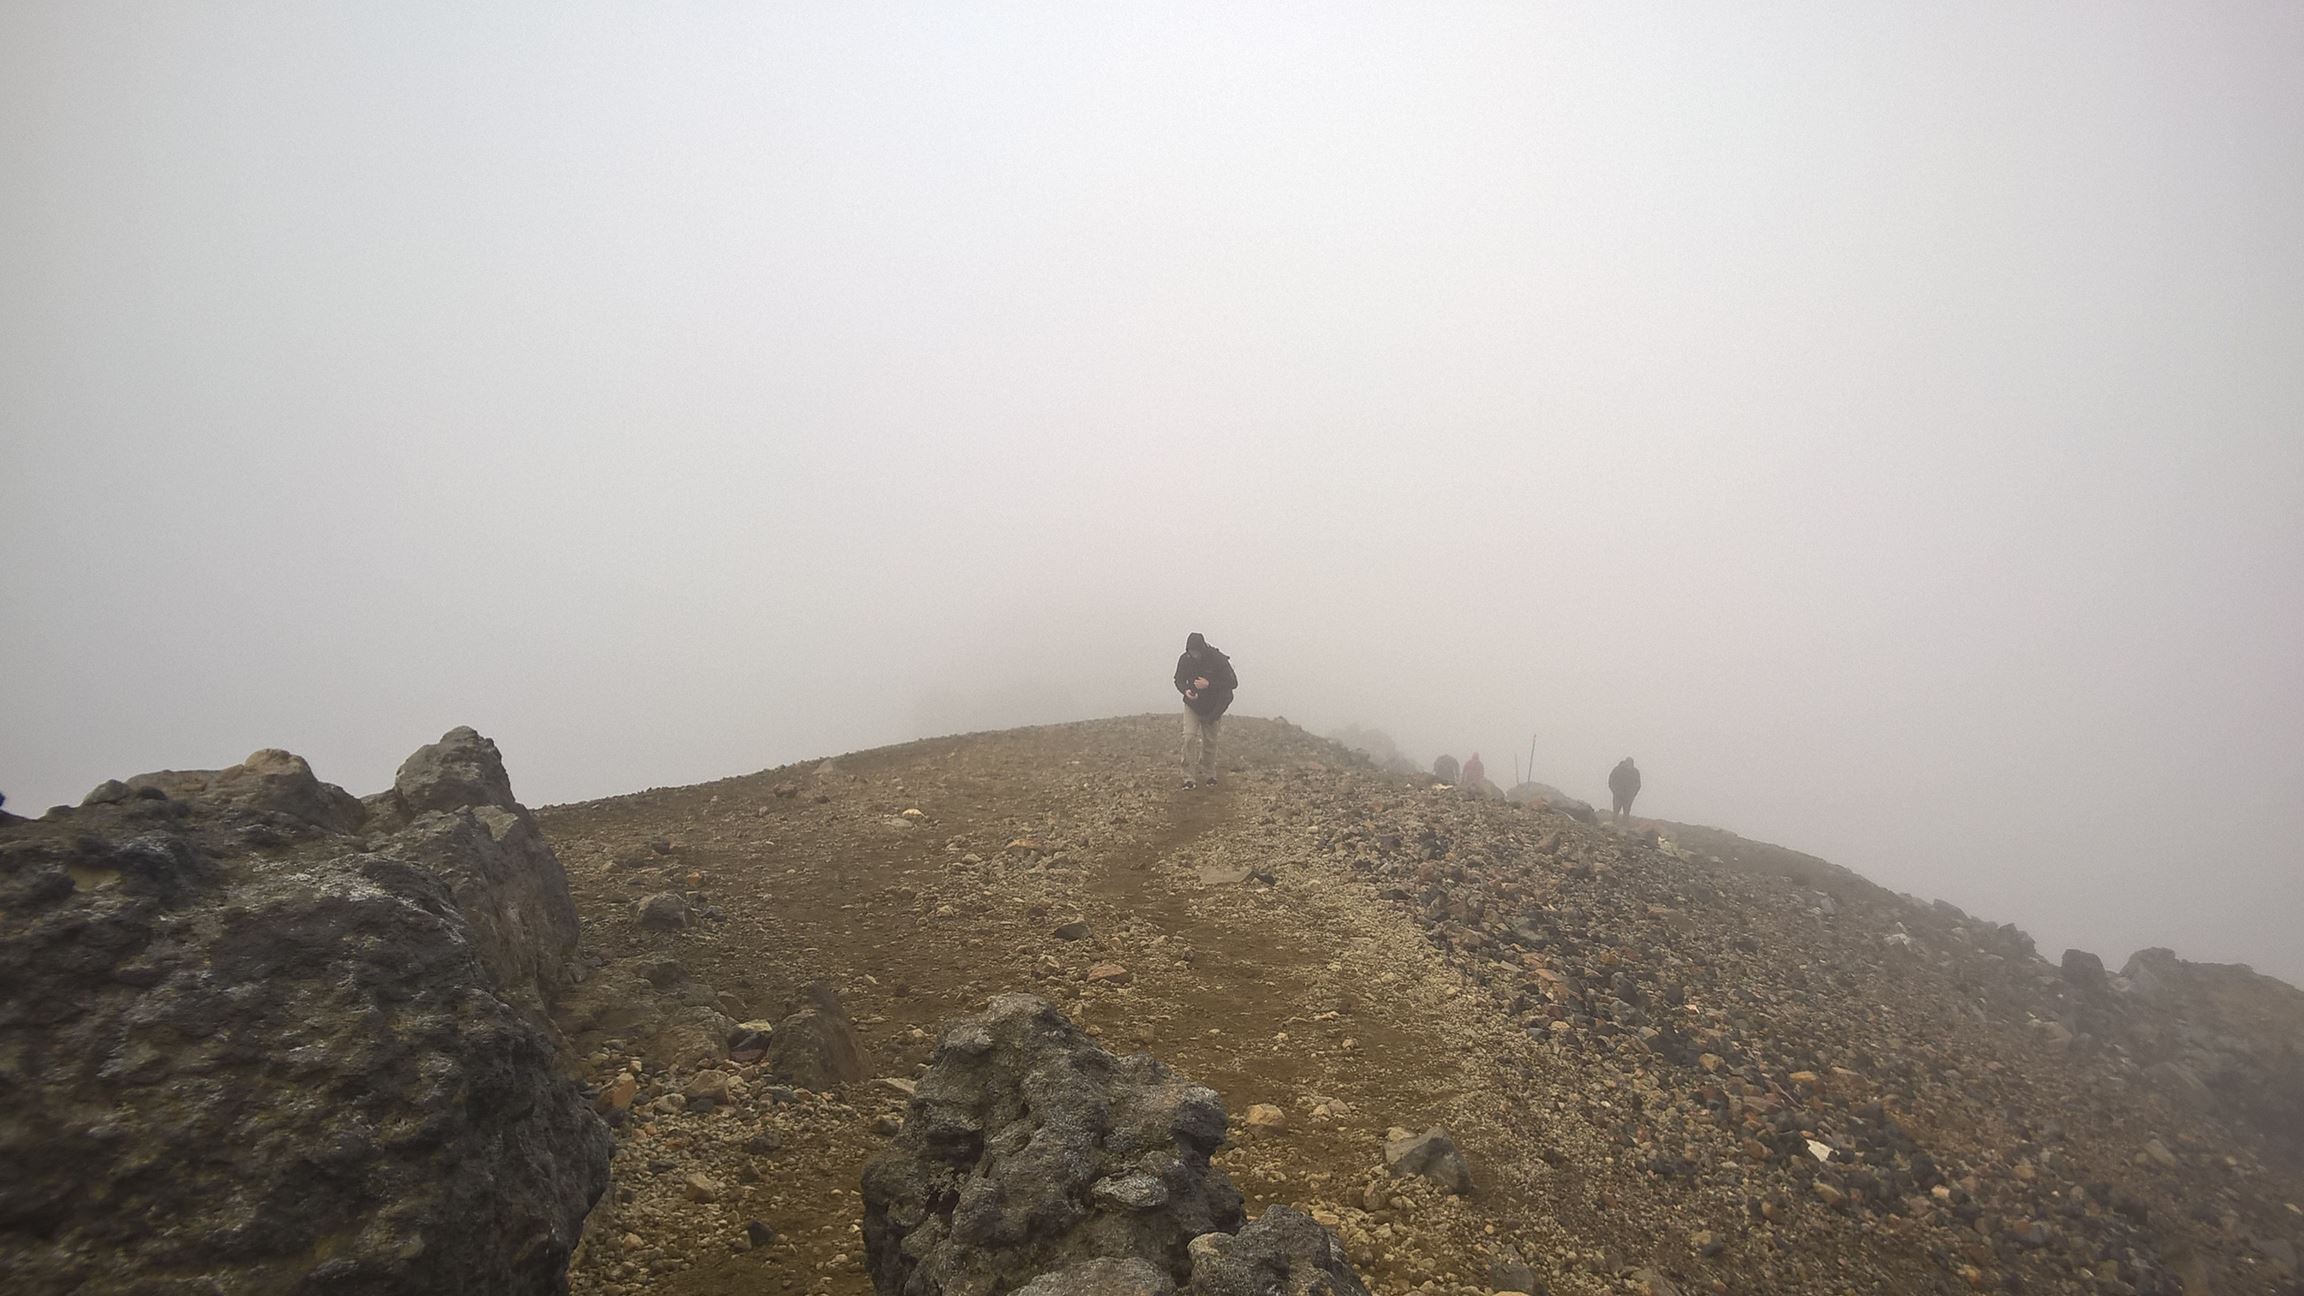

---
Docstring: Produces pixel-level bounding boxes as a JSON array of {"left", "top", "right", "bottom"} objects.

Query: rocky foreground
[
  {"left": 5, "top": 715, "right": 2300, "bottom": 1296},
  {"left": 0, "top": 729, "right": 612, "bottom": 1294}
]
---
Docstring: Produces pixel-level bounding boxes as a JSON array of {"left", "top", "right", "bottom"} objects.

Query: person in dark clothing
[
  {"left": 1609, "top": 757, "right": 1641, "bottom": 820},
  {"left": 1174, "top": 632, "right": 1237, "bottom": 786}
]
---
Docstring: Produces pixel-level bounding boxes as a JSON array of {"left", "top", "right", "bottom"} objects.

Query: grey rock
[
  {"left": 1185, "top": 1205, "right": 1371, "bottom": 1296},
  {"left": 632, "top": 891, "right": 693, "bottom": 930},
  {"left": 123, "top": 747, "right": 366, "bottom": 833},
  {"left": 861, "top": 994, "right": 1245, "bottom": 1295},
  {"left": 391, "top": 725, "right": 522, "bottom": 819},
  {"left": 766, "top": 983, "right": 868, "bottom": 1088},
  {"left": 2060, "top": 948, "right": 2109, "bottom": 994},
  {"left": 1383, "top": 1127, "right": 1474, "bottom": 1195},
  {"left": 0, "top": 773, "right": 609, "bottom": 1293},
  {"left": 80, "top": 779, "right": 134, "bottom": 806},
  {"left": 386, "top": 799, "right": 582, "bottom": 1013}
]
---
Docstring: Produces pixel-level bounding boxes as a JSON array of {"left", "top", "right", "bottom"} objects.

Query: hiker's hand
[
  {"left": 1184, "top": 689, "right": 1198, "bottom": 700},
  {"left": 1193, "top": 677, "right": 1210, "bottom": 690}
]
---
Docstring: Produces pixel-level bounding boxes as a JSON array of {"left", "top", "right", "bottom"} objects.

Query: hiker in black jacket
[
  {"left": 1609, "top": 757, "right": 1642, "bottom": 820},
  {"left": 1174, "top": 632, "right": 1237, "bottom": 787}
]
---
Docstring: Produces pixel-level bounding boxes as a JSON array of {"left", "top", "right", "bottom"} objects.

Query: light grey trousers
[{"left": 1181, "top": 706, "right": 1222, "bottom": 776}]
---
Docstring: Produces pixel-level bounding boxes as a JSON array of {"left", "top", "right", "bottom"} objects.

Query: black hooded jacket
[
  {"left": 1174, "top": 635, "right": 1237, "bottom": 718},
  {"left": 1609, "top": 759, "right": 1641, "bottom": 801}
]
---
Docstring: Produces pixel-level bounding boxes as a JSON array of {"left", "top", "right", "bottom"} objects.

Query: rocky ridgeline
[
  {"left": 863, "top": 993, "right": 1367, "bottom": 1296},
  {"left": 1265, "top": 761, "right": 2304, "bottom": 1294},
  {"left": 0, "top": 729, "right": 611, "bottom": 1295}
]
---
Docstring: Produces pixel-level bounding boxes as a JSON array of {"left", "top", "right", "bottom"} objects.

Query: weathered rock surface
[
  {"left": 383, "top": 724, "right": 524, "bottom": 820},
  {"left": 865, "top": 995, "right": 1365, "bottom": 1296},
  {"left": 0, "top": 731, "right": 608, "bottom": 1295},
  {"left": 1382, "top": 1127, "right": 1474, "bottom": 1195},
  {"left": 766, "top": 980, "right": 869, "bottom": 1088},
  {"left": 1185, "top": 1205, "right": 1371, "bottom": 1296},
  {"left": 862, "top": 994, "right": 1244, "bottom": 1292},
  {"left": 118, "top": 746, "right": 367, "bottom": 833}
]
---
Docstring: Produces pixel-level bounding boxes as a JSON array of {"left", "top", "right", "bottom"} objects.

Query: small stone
[
  {"left": 1244, "top": 1103, "right": 1288, "bottom": 1131},
  {"left": 603, "top": 1074, "right": 638, "bottom": 1111},
  {"left": 631, "top": 892, "right": 692, "bottom": 930},
  {"left": 1054, "top": 920, "right": 1092, "bottom": 941},
  {"left": 684, "top": 1172, "right": 722, "bottom": 1203},
  {"left": 683, "top": 1069, "right": 733, "bottom": 1103},
  {"left": 745, "top": 1220, "right": 778, "bottom": 1247},
  {"left": 1384, "top": 1127, "right": 1474, "bottom": 1195},
  {"left": 1087, "top": 963, "right": 1132, "bottom": 986}
]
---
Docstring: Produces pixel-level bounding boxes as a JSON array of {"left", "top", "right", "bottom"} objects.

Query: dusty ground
[{"left": 538, "top": 715, "right": 2304, "bottom": 1296}]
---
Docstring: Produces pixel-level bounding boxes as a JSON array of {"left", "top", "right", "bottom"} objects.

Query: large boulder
[
  {"left": 861, "top": 995, "right": 1245, "bottom": 1293},
  {"left": 0, "top": 738, "right": 610, "bottom": 1295},
  {"left": 393, "top": 725, "right": 522, "bottom": 818},
  {"left": 362, "top": 725, "right": 525, "bottom": 831},
  {"left": 766, "top": 981, "right": 869, "bottom": 1088},
  {"left": 117, "top": 747, "right": 366, "bottom": 833}
]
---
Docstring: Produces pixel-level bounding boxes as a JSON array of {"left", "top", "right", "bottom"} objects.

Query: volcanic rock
[
  {"left": 0, "top": 732, "right": 610, "bottom": 1294},
  {"left": 860, "top": 994, "right": 1246, "bottom": 1293},
  {"left": 1184, "top": 1204, "right": 1371, "bottom": 1296},
  {"left": 765, "top": 982, "right": 868, "bottom": 1087},
  {"left": 1383, "top": 1127, "right": 1474, "bottom": 1195}
]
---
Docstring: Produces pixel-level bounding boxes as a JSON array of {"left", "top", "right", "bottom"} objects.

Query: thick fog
[{"left": 4, "top": 5, "right": 2300, "bottom": 982}]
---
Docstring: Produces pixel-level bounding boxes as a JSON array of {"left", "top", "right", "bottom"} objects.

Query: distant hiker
[
  {"left": 1174, "top": 632, "right": 1237, "bottom": 787},
  {"left": 1461, "top": 752, "right": 1485, "bottom": 795},
  {"left": 1433, "top": 754, "right": 1460, "bottom": 783},
  {"left": 1609, "top": 757, "right": 1641, "bottom": 820}
]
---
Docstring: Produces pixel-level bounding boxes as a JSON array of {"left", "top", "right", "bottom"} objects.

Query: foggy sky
[{"left": 5, "top": 5, "right": 2300, "bottom": 982}]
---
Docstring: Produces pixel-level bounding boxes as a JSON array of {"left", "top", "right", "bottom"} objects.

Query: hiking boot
[{"left": 1181, "top": 778, "right": 1197, "bottom": 790}]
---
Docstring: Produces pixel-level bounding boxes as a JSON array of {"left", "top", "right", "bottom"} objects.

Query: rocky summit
[{"left": 8, "top": 714, "right": 2303, "bottom": 1296}]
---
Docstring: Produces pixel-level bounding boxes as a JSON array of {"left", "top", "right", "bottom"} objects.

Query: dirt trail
[{"left": 543, "top": 718, "right": 1578, "bottom": 1295}]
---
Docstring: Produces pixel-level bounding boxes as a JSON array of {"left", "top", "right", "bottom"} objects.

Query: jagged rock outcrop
[
  {"left": 862, "top": 995, "right": 1368, "bottom": 1296},
  {"left": 387, "top": 724, "right": 523, "bottom": 818},
  {"left": 2112, "top": 948, "right": 2304, "bottom": 1168},
  {"left": 0, "top": 732, "right": 609, "bottom": 1295},
  {"left": 107, "top": 746, "right": 367, "bottom": 833}
]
